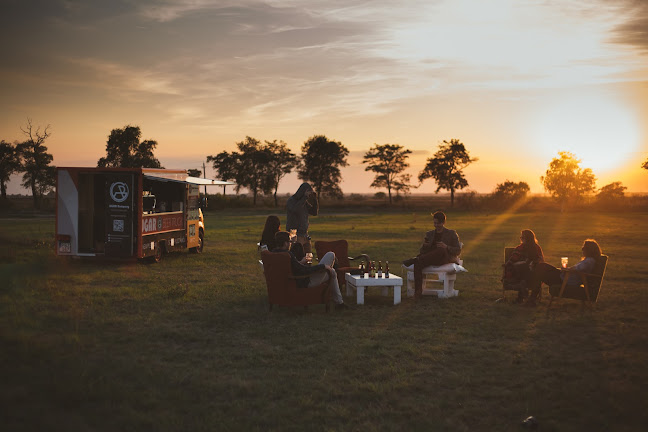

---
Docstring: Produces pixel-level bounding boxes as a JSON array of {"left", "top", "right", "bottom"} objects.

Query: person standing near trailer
[{"left": 286, "top": 182, "right": 318, "bottom": 254}]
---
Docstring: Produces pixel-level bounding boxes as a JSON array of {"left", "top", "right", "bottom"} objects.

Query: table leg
[
  {"left": 393, "top": 286, "right": 401, "bottom": 305},
  {"left": 357, "top": 284, "right": 365, "bottom": 305}
]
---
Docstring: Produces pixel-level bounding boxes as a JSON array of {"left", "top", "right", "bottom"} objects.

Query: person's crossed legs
[{"left": 308, "top": 251, "right": 343, "bottom": 304}]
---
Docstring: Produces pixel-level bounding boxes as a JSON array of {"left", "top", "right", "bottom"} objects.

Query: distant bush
[{"left": 374, "top": 192, "right": 387, "bottom": 199}]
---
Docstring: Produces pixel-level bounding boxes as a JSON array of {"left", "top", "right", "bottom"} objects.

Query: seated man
[
  {"left": 402, "top": 211, "right": 462, "bottom": 299},
  {"left": 272, "top": 231, "right": 350, "bottom": 310}
]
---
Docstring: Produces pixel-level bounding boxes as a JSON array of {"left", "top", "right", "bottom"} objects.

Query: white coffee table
[{"left": 345, "top": 273, "right": 403, "bottom": 305}]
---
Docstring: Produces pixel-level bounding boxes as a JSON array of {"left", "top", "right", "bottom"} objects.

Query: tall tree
[
  {"left": 97, "top": 125, "right": 162, "bottom": 168},
  {"left": 643, "top": 158, "right": 648, "bottom": 170},
  {"left": 16, "top": 119, "right": 56, "bottom": 208},
  {"left": 393, "top": 173, "right": 413, "bottom": 197},
  {"left": 298, "top": 135, "right": 348, "bottom": 198},
  {"left": 363, "top": 144, "right": 412, "bottom": 204},
  {"left": 418, "top": 139, "right": 477, "bottom": 207},
  {"left": 207, "top": 136, "right": 270, "bottom": 205},
  {"left": 0, "top": 140, "right": 21, "bottom": 199},
  {"left": 540, "top": 151, "right": 596, "bottom": 209},
  {"left": 263, "top": 140, "right": 298, "bottom": 207}
]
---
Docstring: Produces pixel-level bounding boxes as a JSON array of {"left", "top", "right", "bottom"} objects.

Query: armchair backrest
[
  {"left": 260, "top": 251, "right": 297, "bottom": 303},
  {"left": 587, "top": 254, "right": 608, "bottom": 302},
  {"left": 504, "top": 247, "right": 515, "bottom": 263},
  {"left": 314, "top": 240, "right": 350, "bottom": 267}
]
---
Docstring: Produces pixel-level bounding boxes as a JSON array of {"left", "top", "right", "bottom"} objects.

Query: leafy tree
[
  {"left": 263, "top": 140, "right": 298, "bottom": 207},
  {"left": 643, "top": 158, "right": 648, "bottom": 170},
  {"left": 540, "top": 151, "right": 596, "bottom": 208},
  {"left": 97, "top": 125, "right": 162, "bottom": 168},
  {"left": 207, "top": 136, "right": 270, "bottom": 205},
  {"left": 15, "top": 119, "right": 56, "bottom": 208},
  {"left": 187, "top": 169, "right": 202, "bottom": 178},
  {"left": 492, "top": 180, "right": 530, "bottom": 199},
  {"left": 418, "top": 139, "right": 477, "bottom": 207},
  {"left": 362, "top": 144, "right": 412, "bottom": 204},
  {"left": 298, "top": 135, "right": 349, "bottom": 198},
  {"left": 393, "top": 173, "right": 414, "bottom": 197},
  {"left": 0, "top": 140, "right": 21, "bottom": 199},
  {"left": 597, "top": 181, "right": 626, "bottom": 200}
]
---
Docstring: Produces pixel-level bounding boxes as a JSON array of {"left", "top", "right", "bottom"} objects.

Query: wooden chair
[
  {"left": 314, "top": 240, "right": 370, "bottom": 289},
  {"left": 402, "top": 243, "right": 466, "bottom": 298},
  {"left": 548, "top": 255, "right": 608, "bottom": 307},
  {"left": 260, "top": 250, "right": 331, "bottom": 312}
]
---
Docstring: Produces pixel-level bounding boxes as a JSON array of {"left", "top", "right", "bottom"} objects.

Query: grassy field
[{"left": 1, "top": 209, "right": 647, "bottom": 431}]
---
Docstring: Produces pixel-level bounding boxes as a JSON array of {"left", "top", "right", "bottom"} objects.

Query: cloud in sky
[{"left": 4, "top": 0, "right": 645, "bottom": 123}]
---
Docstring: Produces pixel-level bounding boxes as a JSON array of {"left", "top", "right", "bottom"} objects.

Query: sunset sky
[{"left": 2, "top": 0, "right": 647, "bottom": 195}]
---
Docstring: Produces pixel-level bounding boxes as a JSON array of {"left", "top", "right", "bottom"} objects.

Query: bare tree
[{"left": 16, "top": 119, "right": 55, "bottom": 208}]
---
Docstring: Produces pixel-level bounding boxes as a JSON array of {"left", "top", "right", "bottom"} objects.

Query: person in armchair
[{"left": 272, "top": 231, "right": 350, "bottom": 310}]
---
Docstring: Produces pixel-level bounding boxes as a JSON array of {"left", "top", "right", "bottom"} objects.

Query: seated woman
[
  {"left": 259, "top": 215, "right": 281, "bottom": 252},
  {"left": 525, "top": 239, "right": 602, "bottom": 307},
  {"left": 503, "top": 229, "right": 544, "bottom": 303}
]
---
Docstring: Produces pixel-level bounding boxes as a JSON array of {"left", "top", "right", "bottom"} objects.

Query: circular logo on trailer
[{"left": 110, "top": 182, "right": 129, "bottom": 202}]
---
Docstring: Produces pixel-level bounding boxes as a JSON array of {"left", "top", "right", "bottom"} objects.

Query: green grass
[{"left": 1, "top": 209, "right": 647, "bottom": 431}]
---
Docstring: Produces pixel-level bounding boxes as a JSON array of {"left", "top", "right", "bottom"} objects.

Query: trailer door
[{"left": 104, "top": 173, "right": 135, "bottom": 257}]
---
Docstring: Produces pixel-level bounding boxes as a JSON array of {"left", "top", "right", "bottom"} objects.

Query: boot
[{"left": 402, "top": 257, "right": 417, "bottom": 267}]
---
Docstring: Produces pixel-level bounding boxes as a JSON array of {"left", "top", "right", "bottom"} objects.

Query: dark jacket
[
  {"left": 286, "top": 183, "right": 319, "bottom": 236},
  {"left": 419, "top": 227, "right": 462, "bottom": 257},
  {"left": 271, "top": 247, "right": 325, "bottom": 288}
]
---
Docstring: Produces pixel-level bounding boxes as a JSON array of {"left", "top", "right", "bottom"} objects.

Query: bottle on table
[
  {"left": 385, "top": 261, "right": 390, "bottom": 278},
  {"left": 370, "top": 261, "right": 376, "bottom": 278},
  {"left": 377, "top": 261, "right": 382, "bottom": 278},
  {"left": 359, "top": 261, "right": 364, "bottom": 278}
]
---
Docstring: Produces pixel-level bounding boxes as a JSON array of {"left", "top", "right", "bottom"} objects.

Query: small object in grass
[{"left": 521, "top": 416, "right": 538, "bottom": 429}]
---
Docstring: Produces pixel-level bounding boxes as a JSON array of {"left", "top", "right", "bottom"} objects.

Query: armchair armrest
[
  {"left": 288, "top": 267, "right": 328, "bottom": 280},
  {"left": 348, "top": 254, "right": 370, "bottom": 264}
]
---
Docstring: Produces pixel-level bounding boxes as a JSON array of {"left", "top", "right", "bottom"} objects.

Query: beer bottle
[
  {"left": 385, "top": 261, "right": 390, "bottom": 278},
  {"left": 359, "top": 261, "right": 364, "bottom": 278},
  {"left": 377, "top": 261, "right": 382, "bottom": 278},
  {"left": 370, "top": 261, "right": 376, "bottom": 278}
]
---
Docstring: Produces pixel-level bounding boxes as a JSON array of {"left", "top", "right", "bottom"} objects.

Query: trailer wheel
[
  {"left": 152, "top": 241, "right": 163, "bottom": 263},
  {"left": 191, "top": 229, "right": 204, "bottom": 254}
]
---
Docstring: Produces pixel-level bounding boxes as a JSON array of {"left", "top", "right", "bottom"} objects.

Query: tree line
[{"left": 2, "top": 121, "right": 647, "bottom": 209}]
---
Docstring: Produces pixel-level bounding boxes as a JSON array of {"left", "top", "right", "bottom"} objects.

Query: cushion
[{"left": 402, "top": 263, "right": 467, "bottom": 274}]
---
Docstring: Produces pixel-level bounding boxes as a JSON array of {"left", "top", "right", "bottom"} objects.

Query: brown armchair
[
  {"left": 314, "top": 240, "right": 370, "bottom": 289},
  {"left": 260, "top": 250, "right": 331, "bottom": 312},
  {"left": 548, "top": 255, "right": 608, "bottom": 307}
]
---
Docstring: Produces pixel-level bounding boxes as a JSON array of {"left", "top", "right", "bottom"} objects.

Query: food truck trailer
[{"left": 55, "top": 167, "right": 234, "bottom": 261}]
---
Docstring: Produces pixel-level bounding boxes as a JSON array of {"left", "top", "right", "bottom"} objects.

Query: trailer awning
[{"left": 144, "top": 174, "right": 235, "bottom": 186}]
